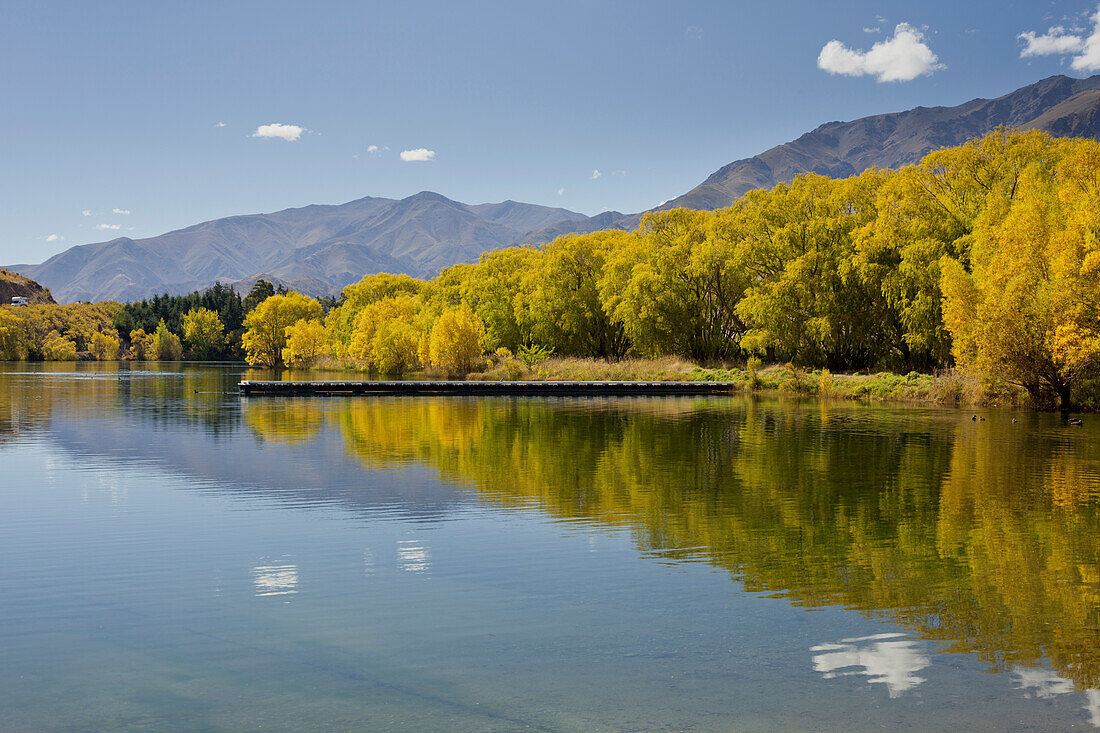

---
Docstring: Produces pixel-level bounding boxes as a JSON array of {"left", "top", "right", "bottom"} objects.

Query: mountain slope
[
  {"left": 660, "top": 74, "right": 1100, "bottom": 211},
  {"left": 0, "top": 269, "right": 55, "bottom": 305},
  {"left": 11, "top": 195, "right": 585, "bottom": 303}
]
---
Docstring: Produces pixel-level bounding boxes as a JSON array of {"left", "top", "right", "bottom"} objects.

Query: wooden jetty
[{"left": 238, "top": 380, "right": 740, "bottom": 397}]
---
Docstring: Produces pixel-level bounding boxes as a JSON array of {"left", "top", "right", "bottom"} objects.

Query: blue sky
[{"left": 3, "top": 0, "right": 1099, "bottom": 264}]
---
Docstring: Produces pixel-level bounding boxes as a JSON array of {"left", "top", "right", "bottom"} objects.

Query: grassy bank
[{"left": 466, "top": 356, "right": 1031, "bottom": 408}]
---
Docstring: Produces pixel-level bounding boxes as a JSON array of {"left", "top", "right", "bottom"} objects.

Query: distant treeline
[{"left": 2, "top": 129, "right": 1098, "bottom": 408}]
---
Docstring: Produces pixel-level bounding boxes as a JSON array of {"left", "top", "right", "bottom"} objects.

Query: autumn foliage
[{"left": 5, "top": 129, "right": 1100, "bottom": 407}]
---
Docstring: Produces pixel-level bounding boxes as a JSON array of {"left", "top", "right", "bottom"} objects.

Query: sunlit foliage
[
  {"left": 427, "top": 306, "right": 486, "bottom": 376},
  {"left": 282, "top": 319, "right": 328, "bottom": 368},
  {"left": 182, "top": 307, "right": 225, "bottom": 359},
  {"left": 150, "top": 319, "right": 183, "bottom": 361},
  {"left": 89, "top": 330, "right": 119, "bottom": 360},
  {"left": 0, "top": 302, "right": 121, "bottom": 361},
  {"left": 241, "top": 292, "right": 322, "bottom": 367}
]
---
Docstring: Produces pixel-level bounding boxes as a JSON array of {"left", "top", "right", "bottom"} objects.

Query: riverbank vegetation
[{"left": 2, "top": 129, "right": 1099, "bottom": 408}]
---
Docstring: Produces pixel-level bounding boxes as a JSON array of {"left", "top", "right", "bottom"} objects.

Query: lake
[{"left": 2, "top": 362, "right": 1099, "bottom": 731}]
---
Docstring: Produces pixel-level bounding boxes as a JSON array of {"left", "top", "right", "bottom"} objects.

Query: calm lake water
[{"left": 2, "top": 362, "right": 1100, "bottom": 731}]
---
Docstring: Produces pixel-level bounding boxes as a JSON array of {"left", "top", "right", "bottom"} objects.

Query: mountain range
[{"left": 13, "top": 74, "right": 1100, "bottom": 304}]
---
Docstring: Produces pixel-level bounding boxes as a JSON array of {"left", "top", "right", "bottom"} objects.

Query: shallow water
[{"left": 2, "top": 362, "right": 1099, "bottom": 731}]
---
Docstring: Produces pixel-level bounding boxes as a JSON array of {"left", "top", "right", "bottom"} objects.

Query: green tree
[{"left": 242, "top": 279, "right": 276, "bottom": 313}]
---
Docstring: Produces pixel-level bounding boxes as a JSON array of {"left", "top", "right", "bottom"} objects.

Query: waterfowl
[{"left": 1069, "top": 418, "right": 1083, "bottom": 426}]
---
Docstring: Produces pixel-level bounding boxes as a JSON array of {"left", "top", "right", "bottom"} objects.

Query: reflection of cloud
[
  {"left": 1013, "top": 666, "right": 1100, "bottom": 727},
  {"left": 1014, "top": 666, "right": 1075, "bottom": 697},
  {"left": 253, "top": 562, "right": 299, "bottom": 596},
  {"left": 811, "top": 632, "right": 930, "bottom": 697},
  {"left": 397, "top": 540, "right": 430, "bottom": 573},
  {"left": 1086, "top": 690, "right": 1100, "bottom": 728}
]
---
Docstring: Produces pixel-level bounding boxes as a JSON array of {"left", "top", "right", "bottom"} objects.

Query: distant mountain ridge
[
  {"left": 13, "top": 74, "right": 1100, "bottom": 303},
  {"left": 660, "top": 74, "right": 1100, "bottom": 210},
  {"left": 11, "top": 194, "right": 587, "bottom": 303}
]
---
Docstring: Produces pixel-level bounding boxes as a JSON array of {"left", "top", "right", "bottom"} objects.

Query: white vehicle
[{"left": 10, "top": 296, "right": 29, "bottom": 306}]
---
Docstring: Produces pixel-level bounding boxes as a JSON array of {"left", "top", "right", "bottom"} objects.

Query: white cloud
[
  {"left": 367, "top": 144, "right": 380, "bottom": 153},
  {"left": 81, "top": 209, "right": 92, "bottom": 217},
  {"left": 591, "top": 169, "right": 602, "bottom": 179},
  {"left": 685, "top": 26, "right": 703, "bottom": 39},
  {"left": 95, "top": 223, "right": 121, "bottom": 231},
  {"left": 399, "top": 148, "right": 435, "bottom": 162},
  {"left": 863, "top": 26, "right": 881, "bottom": 34},
  {"left": 112, "top": 208, "right": 130, "bottom": 215},
  {"left": 1019, "top": 26, "right": 1086, "bottom": 57},
  {"left": 557, "top": 187, "right": 565, "bottom": 196},
  {"left": 818, "top": 22, "right": 944, "bottom": 82},
  {"left": 214, "top": 121, "right": 227, "bottom": 128},
  {"left": 44, "top": 234, "right": 64, "bottom": 242},
  {"left": 252, "top": 123, "right": 304, "bottom": 141},
  {"left": 127, "top": 226, "right": 136, "bottom": 231},
  {"left": 1019, "top": 7, "right": 1100, "bottom": 71}
]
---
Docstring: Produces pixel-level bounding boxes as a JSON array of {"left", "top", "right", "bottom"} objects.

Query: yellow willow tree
[
  {"left": 942, "top": 139, "right": 1100, "bottom": 407},
  {"left": 856, "top": 129, "right": 1063, "bottom": 369},
  {"left": 0, "top": 309, "right": 28, "bottom": 360},
  {"left": 242, "top": 293, "right": 322, "bottom": 367},
  {"left": 733, "top": 172, "right": 891, "bottom": 369},
  {"left": 514, "top": 231, "right": 631, "bottom": 358},
  {"left": 42, "top": 330, "right": 77, "bottom": 361},
  {"left": 282, "top": 318, "right": 328, "bottom": 367},
  {"left": 182, "top": 307, "right": 225, "bottom": 359},
  {"left": 325, "top": 273, "right": 424, "bottom": 359},
  {"left": 150, "top": 319, "right": 183, "bottom": 361},
  {"left": 427, "top": 305, "right": 486, "bottom": 376},
  {"left": 600, "top": 209, "right": 747, "bottom": 361},
  {"left": 89, "top": 330, "right": 119, "bottom": 360},
  {"left": 128, "top": 329, "right": 152, "bottom": 360},
  {"left": 345, "top": 294, "right": 422, "bottom": 371}
]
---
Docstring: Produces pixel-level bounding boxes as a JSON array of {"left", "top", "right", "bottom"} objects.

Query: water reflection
[
  {"left": 396, "top": 540, "right": 431, "bottom": 574},
  {"left": 313, "top": 397, "right": 1100, "bottom": 695},
  {"left": 1013, "top": 667, "right": 1100, "bottom": 726},
  {"left": 811, "top": 633, "right": 931, "bottom": 697},
  {"left": 253, "top": 559, "right": 299, "bottom": 597},
  {"left": 5, "top": 363, "right": 1100, "bottom": 719}
]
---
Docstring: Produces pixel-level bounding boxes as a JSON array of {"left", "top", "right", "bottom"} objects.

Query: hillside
[{"left": 0, "top": 268, "right": 55, "bottom": 305}]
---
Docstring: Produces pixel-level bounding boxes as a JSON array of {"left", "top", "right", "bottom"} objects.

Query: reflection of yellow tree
[
  {"left": 330, "top": 397, "right": 1100, "bottom": 689},
  {"left": 244, "top": 398, "right": 325, "bottom": 445}
]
